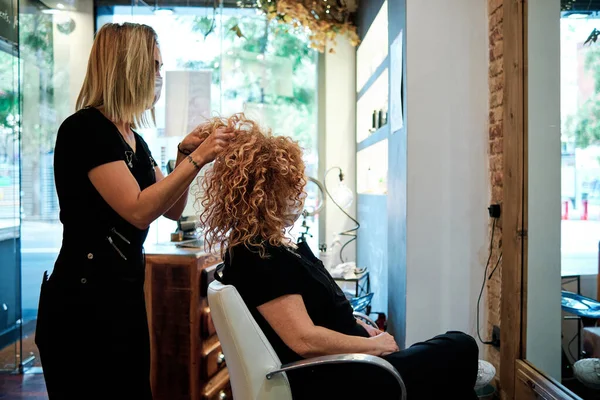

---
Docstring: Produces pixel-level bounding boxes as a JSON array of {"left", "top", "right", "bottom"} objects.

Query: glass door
[
  {"left": 17, "top": 0, "right": 95, "bottom": 370},
  {"left": 0, "top": 0, "right": 21, "bottom": 373}
]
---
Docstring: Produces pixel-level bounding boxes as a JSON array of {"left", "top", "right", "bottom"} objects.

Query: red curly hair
[{"left": 196, "top": 113, "right": 307, "bottom": 258}]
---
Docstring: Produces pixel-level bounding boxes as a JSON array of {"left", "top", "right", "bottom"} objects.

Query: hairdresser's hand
[
  {"left": 370, "top": 332, "right": 399, "bottom": 356},
  {"left": 191, "top": 127, "right": 234, "bottom": 165},
  {"left": 179, "top": 123, "right": 211, "bottom": 154},
  {"left": 356, "top": 318, "right": 382, "bottom": 337}
]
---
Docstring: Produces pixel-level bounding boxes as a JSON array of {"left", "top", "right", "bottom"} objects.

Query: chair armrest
[
  {"left": 353, "top": 311, "right": 378, "bottom": 328},
  {"left": 266, "top": 354, "right": 406, "bottom": 400}
]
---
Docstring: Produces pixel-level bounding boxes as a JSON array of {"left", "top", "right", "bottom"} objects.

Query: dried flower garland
[{"left": 255, "top": 0, "right": 360, "bottom": 52}]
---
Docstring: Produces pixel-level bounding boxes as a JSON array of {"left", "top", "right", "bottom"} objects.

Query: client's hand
[
  {"left": 370, "top": 332, "right": 399, "bottom": 356},
  {"left": 356, "top": 318, "right": 382, "bottom": 337}
]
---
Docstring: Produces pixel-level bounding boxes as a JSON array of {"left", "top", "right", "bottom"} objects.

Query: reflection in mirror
[
  {"left": 529, "top": 0, "right": 600, "bottom": 397},
  {"left": 526, "top": 0, "right": 561, "bottom": 384}
]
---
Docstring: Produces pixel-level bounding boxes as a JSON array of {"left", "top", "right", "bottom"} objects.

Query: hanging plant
[{"left": 238, "top": 0, "right": 360, "bottom": 53}]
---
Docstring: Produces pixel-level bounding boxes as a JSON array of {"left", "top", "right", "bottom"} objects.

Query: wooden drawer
[
  {"left": 201, "top": 334, "right": 226, "bottom": 380},
  {"left": 202, "top": 368, "right": 231, "bottom": 400},
  {"left": 201, "top": 306, "right": 217, "bottom": 338}
]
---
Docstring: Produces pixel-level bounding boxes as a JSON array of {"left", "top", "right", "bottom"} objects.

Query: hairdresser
[{"left": 34, "top": 22, "right": 233, "bottom": 399}]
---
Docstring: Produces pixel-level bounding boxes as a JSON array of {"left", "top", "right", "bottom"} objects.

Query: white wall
[
  {"left": 321, "top": 39, "right": 357, "bottom": 261},
  {"left": 405, "top": 0, "right": 488, "bottom": 350},
  {"left": 526, "top": 0, "right": 562, "bottom": 381}
]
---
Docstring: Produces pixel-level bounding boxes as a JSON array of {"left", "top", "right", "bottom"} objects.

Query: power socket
[
  {"left": 488, "top": 204, "right": 501, "bottom": 219},
  {"left": 492, "top": 325, "right": 501, "bottom": 348}
]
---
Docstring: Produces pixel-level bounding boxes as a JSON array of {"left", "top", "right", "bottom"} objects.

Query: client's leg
[
  {"left": 384, "top": 331, "right": 479, "bottom": 399},
  {"left": 289, "top": 331, "right": 479, "bottom": 400}
]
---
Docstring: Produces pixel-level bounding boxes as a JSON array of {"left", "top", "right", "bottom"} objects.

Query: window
[{"left": 97, "top": 5, "right": 320, "bottom": 249}]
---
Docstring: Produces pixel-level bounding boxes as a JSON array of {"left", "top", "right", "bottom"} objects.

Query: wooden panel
[
  {"left": 145, "top": 250, "right": 227, "bottom": 400},
  {"left": 202, "top": 369, "right": 231, "bottom": 400},
  {"left": 500, "top": 0, "right": 526, "bottom": 399},
  {"left": 515, "top": 360, "right": 578, "bottom": 400},
  {"left": 200, "top": 334, "right": 226, "bottom": 380},
  {"left": 148, "top": 259, "right": 194, "bottom": 399},
  {"left": 201, "top": 306, "right": 217, "bottom": 339}
]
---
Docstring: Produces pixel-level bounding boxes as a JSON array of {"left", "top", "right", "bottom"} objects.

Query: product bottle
[{"left": 319, "top": 243, "right": 331, "bottom": 270}]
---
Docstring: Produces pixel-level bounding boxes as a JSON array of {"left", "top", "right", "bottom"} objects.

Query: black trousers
[
  {"left": 35, "top": 269, "right": 152, "bottom": 400},
  {"left": 290, "top": 331, "right": 479, "bottom": 399}
]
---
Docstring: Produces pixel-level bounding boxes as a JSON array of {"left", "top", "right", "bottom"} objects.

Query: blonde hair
[
  {"left": 197, "top": 113, "right": 307, "bottom": 258},
  {"left": 76, "top": 23, "right": 158, "bottom": 128}
]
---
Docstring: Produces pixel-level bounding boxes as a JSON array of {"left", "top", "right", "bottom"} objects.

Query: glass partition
[{"left": 0, "top": 0, "right": 20, "bottom": 373}]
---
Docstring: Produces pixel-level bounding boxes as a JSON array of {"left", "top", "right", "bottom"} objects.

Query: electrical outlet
[{"left": 492, "top": 325, "right": 501, "bottom": 348}]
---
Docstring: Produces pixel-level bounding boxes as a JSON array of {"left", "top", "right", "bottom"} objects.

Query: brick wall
[{"left": 487, "top": 0, "right": 503, "bottom": 378}]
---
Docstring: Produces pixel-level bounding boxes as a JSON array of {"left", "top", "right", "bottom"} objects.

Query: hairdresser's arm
[
  {"left": 88, "top": 128, "right": 232, "bottom": 230},
  {"left": 153, "top": 152, "right": 189, "bottom": 221},
  {"left": 257, "top": 294, "right": 399, "bottom": 358},
  {"left": 160, "top": 122, "right": 217, "bottom": 220}
]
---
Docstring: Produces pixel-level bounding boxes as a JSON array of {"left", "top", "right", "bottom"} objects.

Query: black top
[
  {"left": 53, "top": 107, "right": 157, "bottom": 249},
  {"left": 220, "top": 240, "right": 368, "bottom": 364}
]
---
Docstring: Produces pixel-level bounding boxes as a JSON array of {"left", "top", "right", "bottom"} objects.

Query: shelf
[
  {"left": 356, "top": 1, "right": 388, "bottom": 92},
  {"left": 356, "top": 68, "right": 388, "bottom": 143},
  {"left": 357, "top": 139, "right": 388, "bottom": 195},
  {"left": 357, "top": 56, "right": 389, "bottom": 102},
  {"left": 357, "top": 124, "right": 389, "bottom": 152}
]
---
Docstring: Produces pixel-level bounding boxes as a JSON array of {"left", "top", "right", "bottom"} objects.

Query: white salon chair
[{"left": 207, "top": 280, "right": 407, "bottom": 400}]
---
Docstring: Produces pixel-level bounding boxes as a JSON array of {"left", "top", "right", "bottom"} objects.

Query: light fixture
[
  {"left": 567, "top": 13, "right": 590, "bottom": 19},
  {"left": 299, "top": 167, "right": 360, "bottom": 263},
  {"left": 153, "top": 0, "right": 173, "bottom": 16},
  {"left": 41, "top": 8, "right": 63, "bottom": 14},
  {"left": 330, "top": 175, "right": 353, "bottom": 210},
  {"left": 153, "top": 8, "right": 174, "bottom": 15},
  {"left": 56, "top": 2, "right": 64, "bottom": 9}
]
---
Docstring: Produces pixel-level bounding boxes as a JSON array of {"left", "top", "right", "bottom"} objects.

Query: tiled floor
[{"left": 0, "top": 371, "right": 47, "bottom": 400}]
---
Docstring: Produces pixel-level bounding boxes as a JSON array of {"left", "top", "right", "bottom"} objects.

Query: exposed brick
[
  {"left": 492, "top": 40, "right": 504, "bottom": 61},
  {"left": 491, "top": 137, "right": 503, "bottom": 155},
  {"left": 489, "top": 58, "right": 504, "bottom": 77},
  {"left": 486, "top": 0, "right": 504, "bottom": 380},
  {"left": 490, "top": 74, "right": 504, "bottom": 94},
  {"left": 489, "top": 106, "right": 503, "bottom": 125},
  {"left": 490, "top": 122, "right": 503, "bottom": 139},
  {"left": 490, "top": 90, "right": 503, "bottom": 108},
  {"left": 488, "top": 0, "right": 503, "bottom": 14}
]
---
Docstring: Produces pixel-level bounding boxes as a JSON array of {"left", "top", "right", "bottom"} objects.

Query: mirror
[{"left": 526, "top": 0, "right": 600, "bottom": 396}]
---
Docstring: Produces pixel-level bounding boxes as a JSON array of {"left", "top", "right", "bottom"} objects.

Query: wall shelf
[
  {"left": 356, "top": 68, "right": 388, "bottom": 143},
  {"left": 357, "top": 124, "right": 389, "bottom": 152},
  {"left": 357, "top": 56, "right": 389, "bottom": 102},
  {"left": 356, "top": 0, "right": 389, "bottom": 93},
  {"left": 357, "top": 139, "right": 388, "bottom": 195}
]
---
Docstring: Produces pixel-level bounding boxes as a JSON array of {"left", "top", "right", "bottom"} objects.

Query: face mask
[{"left": 153, "top": 76, "right": 163, "bottom": 106}]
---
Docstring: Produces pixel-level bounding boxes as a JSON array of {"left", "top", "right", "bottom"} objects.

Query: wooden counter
[{"left": 144, "top": 242, "right": 230, "bottom": 400}]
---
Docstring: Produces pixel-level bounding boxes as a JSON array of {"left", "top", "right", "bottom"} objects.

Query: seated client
[{"left": 197, "top": 114, "right": 481, "bottom": 399}]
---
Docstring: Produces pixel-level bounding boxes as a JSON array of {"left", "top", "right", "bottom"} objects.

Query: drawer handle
[
  {"left": 218, "top": 390, "right": 227, "bottom": 400},
  {"left": 217, "top": 352, "right": 226, "bottom": 365}
]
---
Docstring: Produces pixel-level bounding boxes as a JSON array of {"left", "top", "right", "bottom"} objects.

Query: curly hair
[{"left": 196, "top": 113, "right": 307, "bottom": 258}]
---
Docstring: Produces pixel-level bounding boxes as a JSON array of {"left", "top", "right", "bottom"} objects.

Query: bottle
[
  {"left": 319, "top": 243, "right": 331, "bottom": 270},
  {"left": 372, "top": 110, "right": 379, "bottom": 131}
]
